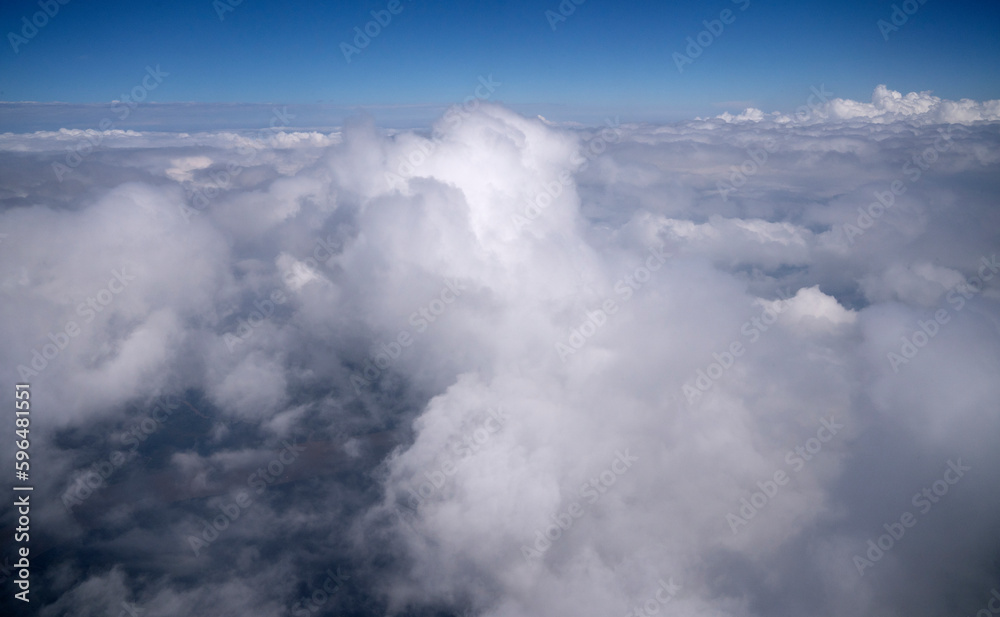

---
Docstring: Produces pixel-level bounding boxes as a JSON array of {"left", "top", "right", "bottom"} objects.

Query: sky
[
  {"left": 2, "top": 3, "right": 1000, "bottom": 617},
  {"left": 1, "top": 0, "right": 999, "bottom": 125}
]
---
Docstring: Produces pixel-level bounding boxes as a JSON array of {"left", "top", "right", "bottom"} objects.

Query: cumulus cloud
[
  {"left": 2, "top": 86, "right": 999, "bottom": 617},
  {"left": 715, "top": 84, "right": 1000, "bottom": 126}
]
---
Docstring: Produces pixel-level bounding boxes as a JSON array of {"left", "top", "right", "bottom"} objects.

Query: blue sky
[{"left": 1, "top": 0, "right": 998, "bottom": 126}]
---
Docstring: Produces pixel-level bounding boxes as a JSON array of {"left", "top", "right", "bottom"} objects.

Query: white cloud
[
  {"left": 2, "top": 86, "right": 999, "bottom": 617},
  {"left": 716, "top": 84, "right": 1000, "bottom": 126}
]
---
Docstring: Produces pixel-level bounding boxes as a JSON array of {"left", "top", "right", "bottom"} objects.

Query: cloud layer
[{"left": 2, "top": 85, "right": 999, "bottom": 617}]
